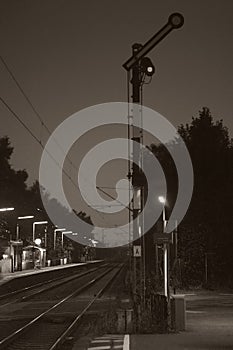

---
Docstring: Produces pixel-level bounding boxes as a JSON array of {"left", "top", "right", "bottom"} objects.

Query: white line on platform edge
[{"left": 123, "top": 335, "right": 130, "bottom": 350}]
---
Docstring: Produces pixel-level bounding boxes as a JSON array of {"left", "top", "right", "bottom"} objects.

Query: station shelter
[{"left": 22, "top": 245, "right": 46, "bottom": 270}]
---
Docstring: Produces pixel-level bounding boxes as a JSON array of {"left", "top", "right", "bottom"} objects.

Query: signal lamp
[{"left": 140, "top": 57, "right": 155, "bottom": 76}]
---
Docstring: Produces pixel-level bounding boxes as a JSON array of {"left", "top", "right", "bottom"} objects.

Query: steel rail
[
  {"left": 0, "top": 264, "right": 116, "bottom": 349},
  {"left": 0, "top": 263, "right": 106, "bottom": 307},
  {"left": 50, "top": 264, "right": 123, "bottom": 349},
  {"left": 0, "top": 261, "right": 103, "bottom": 300}
]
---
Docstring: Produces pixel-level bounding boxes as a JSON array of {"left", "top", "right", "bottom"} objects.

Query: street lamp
[
  {"left": 53, "top": 228, "right": 66, "bottom": 250},
  {"left": 32, "top": 221, "right": 48, "bottom": 243},
  {"left": 158, "top": 195, "right": 166, "bottom": 224},
  {"left": 61, "top": 231, "right": 72, "bottom": 248},
  {"left": 17, "top": 215, "right": 34, "bottom": 240},
  {"left": 158, "top": 196, "right": 166, "bottom": 203},
  {"left": 0, "top": 207, "right": 14, "bottom": 212},
  {"left": 158, "top": 196, "right": 169, "bottom": 297}
]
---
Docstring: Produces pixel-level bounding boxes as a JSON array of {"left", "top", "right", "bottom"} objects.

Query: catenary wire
[
  {"left": 0, "top": 55, "right": 77, "bottom": 171},
  {"left": 0, "top": 95, "right": 78, "bottom": 190}
]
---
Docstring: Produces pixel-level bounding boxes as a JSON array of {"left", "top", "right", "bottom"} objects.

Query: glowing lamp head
[
  {"left": 35, "top": 238, "right": 42, "bottom": 246},
  {"left": 158, "top": 196, "right": 166, "bottom": 204}
]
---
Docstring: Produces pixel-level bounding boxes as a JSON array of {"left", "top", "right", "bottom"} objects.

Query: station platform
[
  {"left": 0, "top": 260, "right": 102, "bottom": 287},
  {"left": 74, "top": 291, "right": 233, "bottom": 349},
  {"left": 72, "top": 334, "right": 129, "bottom": 350}
]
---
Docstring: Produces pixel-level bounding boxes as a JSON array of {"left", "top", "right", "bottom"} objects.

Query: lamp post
[
  {"left": 17, "top": 215, "right": 34, "bottom": 240},
  {"left": 0, "top": 207, "right": 14, "bottom": 241},
  {"left": 61, "top": 231, "right": 73, "bottom": 248},
  {"left": 53, "top": 228, "right": 66, "bottom": 250},
  {"left": 14, "top": 215, "right": 34, "bottom": 271},
  {"left": 158, "top": 196, "right": 169, "bottom": 297},
  {"left": 32, "top": 221, "right": 48, "bottom": 244}
]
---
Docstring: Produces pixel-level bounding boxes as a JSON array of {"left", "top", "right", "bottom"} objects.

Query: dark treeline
[
  {"left": 150, "top": 107, "right": 233, "bottom": 288},
  {"left": 0, "top": 137, "right": 93, "bottom": 261}
]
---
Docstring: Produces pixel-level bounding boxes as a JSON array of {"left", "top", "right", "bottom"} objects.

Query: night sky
[{"left": 0, "top": 1, "right": 232, "bottom": 187}]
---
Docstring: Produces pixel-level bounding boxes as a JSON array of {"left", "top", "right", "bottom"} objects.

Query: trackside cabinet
[{"left": 171, "top": 295, "right": 186, "bottom": 331}]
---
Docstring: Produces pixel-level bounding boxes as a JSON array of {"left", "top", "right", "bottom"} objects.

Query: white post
[
  {"left": 32, "top": 222, "right": 36, "bottom": 242},
  {"left": 164, "top": 244, "right": 168, "bottom": 297},
  {"left": 54, "top": 230, "right": 56, "bottom": 250},
  {"left": 162, "top": 206, "right": 168, "bottom": 297},
  {"left": 16, "top": 223, "right": 20, "bottom": 240},
  {"left": 62, "top": 232, "right": 64, "bottom": 248}
]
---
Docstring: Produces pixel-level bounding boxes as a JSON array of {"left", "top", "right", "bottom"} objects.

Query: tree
[
  {"left": 149, "top": 108, "right": 233, "bottom": 288},
  {"left": 0, "top": 137, "right": 29, "bottom": 208},
  {"left": 28, "top": 181, "right": 94, "bottom": 260},
  {"left": 0, "top": 137, "right": 30, "bottom": 239},
  {"left": 177, "top": 108, "right": 233, "bottom": 287},
  {"left": 0, "top": 137, "right": 94, "bottom": 264}
]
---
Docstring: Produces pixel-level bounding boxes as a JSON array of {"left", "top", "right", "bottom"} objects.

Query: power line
[
  {"left": 0, "top": 55, "right": 130, "bottom": 227},
  {"left": 0, "top": 96, "right": 125, "bottom": 233},
  {"left": 0, "top": 95, "right": 78, "bottom": 191},
  {"left": 0, "top": 55, "right": 101, "bottom": 208},
  {"left": 96, "top": 186, "right": 132, "bottom": 212},
  {"left": 0, "top": 55, "right": 77, "bottom": 171}
]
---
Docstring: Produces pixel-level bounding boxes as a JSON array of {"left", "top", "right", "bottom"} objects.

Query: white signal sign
[{"left": 133, "top": 245, "right": 141, "bottom": 257}]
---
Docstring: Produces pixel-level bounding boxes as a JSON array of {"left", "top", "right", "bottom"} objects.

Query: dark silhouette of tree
[
  {"left": 0, "top": 138, "right": 94, "bottom": 262},
  {"left": 177, "top": 108, "right": 233, "bottom": 287},
  {"left": 0, "top": 137, "right": 29, "bottom": 210},
  {"left": 0, "top": 137, "right": 30, "bottom": 239},
  {"left": 148, "top": 108, "right": 233, "bottom": 288}
]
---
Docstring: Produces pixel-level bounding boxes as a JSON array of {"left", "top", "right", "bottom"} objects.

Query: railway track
[
  {"left": 0, "top": 262, "right": 106, "bottom": 307},
  {"left": 0, "top": 263, "right": 123, "bottom": 349}
]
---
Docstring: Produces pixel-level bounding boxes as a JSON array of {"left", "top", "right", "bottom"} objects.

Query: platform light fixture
[
  {"left": 53, "top": 228, "right": 66, "bottom": 250},
  {"left": 32, "top": 221, "right": 48, "bottom": 242},
  {"left": 0, "top": 207, "right": 14, "bottom": 212}
]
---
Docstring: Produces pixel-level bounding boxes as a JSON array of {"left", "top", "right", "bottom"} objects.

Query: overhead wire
[
  {"left": 0, "top": 95, "right": 121, "bottom": 237},
  {"left": 0, "top": 55, "right": 130, "bottom": 235},
  {"left": 0, "top": 55, "right": 77, "bottom": 170},
  {"left": 0, "top": 96, "right": 78, "bottom": 191}
]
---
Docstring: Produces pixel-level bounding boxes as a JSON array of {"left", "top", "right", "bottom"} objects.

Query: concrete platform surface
[
  {"left": 73, "top": 334, "right": 129, "bottom": 350},
  {"left": 130, "top": 292, "right": 233, "bottom": 349},
  {"left": 73, "top": 292, "right": 233, "bottom": 349},
  {"left": 0, "top": 260, "right": 102, "bottom": 287}
]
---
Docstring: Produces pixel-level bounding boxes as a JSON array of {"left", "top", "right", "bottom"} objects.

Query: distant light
[
  {"left": 35, "top": 238, "right": 42, "bottom": 246},
  {"left": 54, "top": 228, "right": 66, "bottom": 233},
  {"left": 18, "top": 215, "right": 34, "bottom": 220},
  {"left": 158, "top": 196, "right": 166, "bottom": 204},
  {"left": 0, "top": 207, "right": 14, "bottom": 212},
  {"left": 33, "top": 221, "right": 48, "bottom": 225},
  {"left": 72, "top": 233, "right": 78, "bottom": 235}
]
